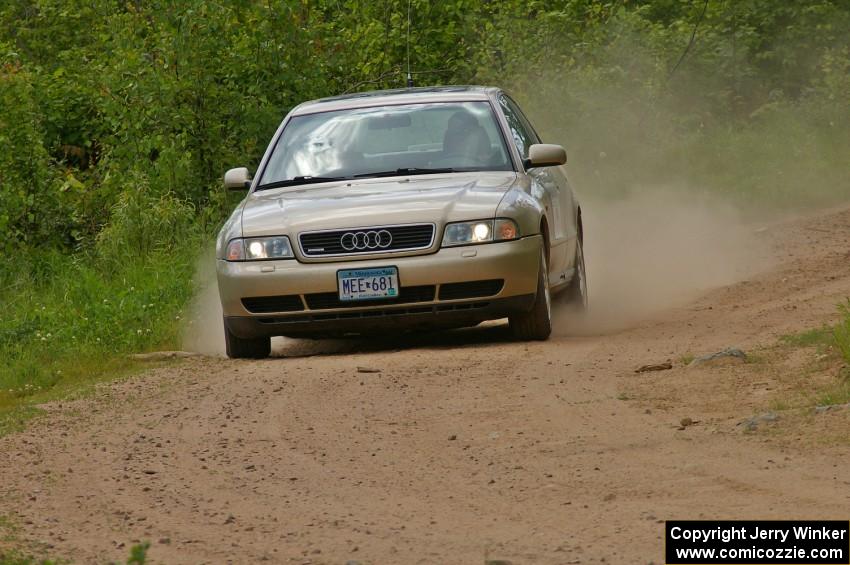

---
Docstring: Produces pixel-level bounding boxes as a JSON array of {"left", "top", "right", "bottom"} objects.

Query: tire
[
  {"left": 561, "top": 237, "right": 588, "bottom": 312},
  {"left": 509, "top": 246, "right": 552, "bottom": 340},
  {"left": 224, "top": 320, "right": 271, "bottom": 359}
]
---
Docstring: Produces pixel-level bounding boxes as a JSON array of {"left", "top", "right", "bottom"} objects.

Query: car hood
[{"left": 240, "top": 171, "right": 518, "bottom": 237}]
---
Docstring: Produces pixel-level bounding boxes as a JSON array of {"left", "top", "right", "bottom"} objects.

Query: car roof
[{"left": 290, "top": 85, "right": 502, "bottom": 116}]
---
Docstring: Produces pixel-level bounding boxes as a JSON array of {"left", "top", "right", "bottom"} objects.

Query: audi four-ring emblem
[{"left": 340, "top": 229, "right": 393, "bottom": 251}]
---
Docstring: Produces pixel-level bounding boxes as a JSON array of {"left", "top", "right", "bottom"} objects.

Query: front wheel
[
  {"left": 509, "top": 247, "right": 552, "bottom": 340},
  {"left": 224, "top": 320, "right": 271, "bottom": 359}
]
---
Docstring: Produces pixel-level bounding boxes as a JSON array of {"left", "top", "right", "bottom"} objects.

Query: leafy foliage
[
  {"left": 2, "top": 1, "right": 848, "bottom": 256},
  {"left": 0, "top": 47, "right": 66, "bottom": 252}
]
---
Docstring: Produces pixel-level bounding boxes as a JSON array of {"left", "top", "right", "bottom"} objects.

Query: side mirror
[
  {"left": 526, "top": 144, "right": 567, "bottom": 168},
  {"left": 224, "top": 167, "right": 252, "bottom": 190}
]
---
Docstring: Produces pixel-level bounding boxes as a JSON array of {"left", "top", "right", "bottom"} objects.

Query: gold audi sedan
[{"left": 217, "top": 86, "right": 587, "bottom": 358}]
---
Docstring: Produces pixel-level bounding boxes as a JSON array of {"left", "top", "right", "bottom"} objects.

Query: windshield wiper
[
  {"left": 257, "top": 168, "right": 459, "bottom": 189},
  {"left": 256, "top": 175, "right": 350, "bottom": 191},
  {"left": 353, "top": 167, "right": 457, "bottom": 179}
]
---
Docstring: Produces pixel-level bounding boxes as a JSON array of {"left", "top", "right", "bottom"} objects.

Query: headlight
[
  {"left": 442, "top": 219, "right": 520, "bottom": 247},
  {"left": 225, "top": 236, "right": 294, "bottom": 261}
]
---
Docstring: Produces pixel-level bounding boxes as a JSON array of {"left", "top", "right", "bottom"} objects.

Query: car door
[{"left": 498, "top": 94, "right": 576, "bottom": 285}]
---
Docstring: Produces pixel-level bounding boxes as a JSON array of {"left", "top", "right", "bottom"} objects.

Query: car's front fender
[{"left": 495, "top": 185, "right": 545, "bottom": 240}]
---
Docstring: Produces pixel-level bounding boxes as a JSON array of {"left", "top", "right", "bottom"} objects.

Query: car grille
[
  {"left": 305, "top": 285, "right": 436, "bottom": 310},
  {"left": 241, "top": 295, "right": 305, "bottom": 314},
  {"left": 438, "top": 279, "right": 504, "bottom": 300},
  {"left": 299, "top": 224, "right": 435, "bottom": 257}
]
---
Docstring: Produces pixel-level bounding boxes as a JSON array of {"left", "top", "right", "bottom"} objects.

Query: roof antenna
[{"left": 406, "top": 0, "right": 414, "bottom": 88}]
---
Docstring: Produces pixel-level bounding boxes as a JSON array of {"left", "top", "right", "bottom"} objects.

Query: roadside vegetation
[
  {"left": 754, "top": 311, "right": 850, "bottom": 443},
  {"left": 2, "top": 1, "right": 850, "bottom": 426},
  {"left": 0, "top": 541, "right": 149, "bottom": 565},
  {"left": 0, "top": 247, "right": 198, "bottom": 433},
  {"left": 833, "top": 300, "right": 850, "bottom": 365}
]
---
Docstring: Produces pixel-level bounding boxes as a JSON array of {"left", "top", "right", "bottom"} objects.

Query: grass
[
  {"left": 755, "top": 302, "right": 850, "bottom": 443},
  {"left": 0, "top": 543, "right": 149, "bottom": 565},
  {"left": 779, "top": 326, "right": 834, "bottom": 349},
  {"left": 0, "top": 357, "right": 153, "bottom": 436},
  {"left": 1, "top": 513, "right": 150, "bottom": 564},
  {"left": 833, "top": 299, "right": 850, "bottom": 363},
  {"left": 0, "top": 553, "right": 62, "bottom": 565},
  {"left": 0, "top": 244, "right": 202, "bottom": 435},
  {"left": 0, "top": 513, "right": 59, "bottom": 565},
  {"left": 814, "top": 368, "right": 850, "bottom": 407},
  {"left": 743, "top": 351, "right": 766, "bottom": 365},
  {"left": 773, "top": 302, "right": 850, "bottom": 409},
  {"left": 816, "top": 385, "right": 850, "bottom": 408},
  {"left": 768, "top": 397, "right": 791, "bottom": 412}
]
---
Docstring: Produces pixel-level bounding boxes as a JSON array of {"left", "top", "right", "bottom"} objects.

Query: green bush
[{"left": 0, "top": 46, "right": 67, "bottom": 252}]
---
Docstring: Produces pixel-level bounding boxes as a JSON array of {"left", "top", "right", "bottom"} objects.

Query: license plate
[{"left": 337, "top": 267, "right": 399, "bottom": 301}]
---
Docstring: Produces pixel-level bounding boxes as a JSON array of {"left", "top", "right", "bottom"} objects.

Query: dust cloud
[
  {"left": 182, "top": 252, "right": 296, "bottom": 356},
  {"left": 182, "top": 250, "right": 226, "bottom": 356},
  {"left": 555, "top": 187, "right": 773, "bottom": 335}
]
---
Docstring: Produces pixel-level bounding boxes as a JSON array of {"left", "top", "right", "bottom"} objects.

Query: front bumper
[{"left": 218, "top": 235, "right": 542, "bottom": 337}]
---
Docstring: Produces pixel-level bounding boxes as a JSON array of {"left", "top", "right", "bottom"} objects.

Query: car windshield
[{"left": 257, "top": 101, "right": 513, "bottom": 188}]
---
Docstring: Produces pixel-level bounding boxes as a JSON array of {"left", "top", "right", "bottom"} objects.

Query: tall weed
[{"left": 834, "top": 300, "right": 850, "bottom": 365}]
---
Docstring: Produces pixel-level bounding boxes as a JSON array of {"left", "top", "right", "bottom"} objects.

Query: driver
[{"left": 442, "top": 111, "right": 492, "bottom": 163}]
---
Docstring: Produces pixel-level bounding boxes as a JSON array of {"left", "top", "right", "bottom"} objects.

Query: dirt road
[{"left": 2, "top": 204, "right": 850, "bottom": 564}]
